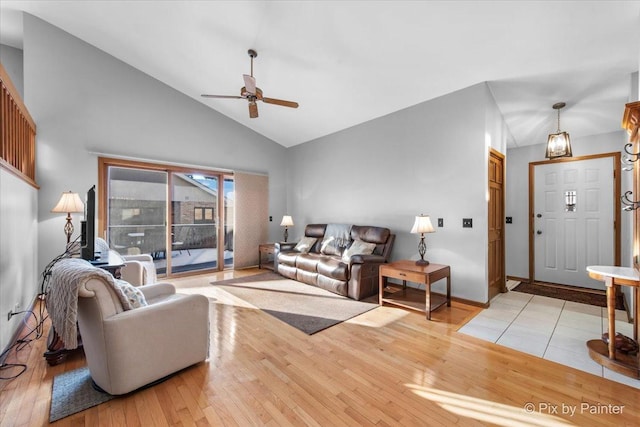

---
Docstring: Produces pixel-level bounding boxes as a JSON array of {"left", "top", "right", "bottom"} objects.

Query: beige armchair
[
  {"left": 120, "top": 254, "right": 158, "bottom": 286},
  {"left": 75, "top": 268, "right": 209, "bottom": 395},
  {"left": 96, "top": 238, "right": 158, "bottom": 286}
]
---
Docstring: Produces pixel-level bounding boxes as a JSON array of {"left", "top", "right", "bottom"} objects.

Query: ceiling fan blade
[
  {"left": 201, "top": 94, "right": 244, "bottom": 99},
  {"left": 243, "top": 74, "right": 256, "bottom": 94},
  {"left": 248, "top": 101, "right": 259, "bottom": 118},
  {"left": 263, "top": 97, "right": 299, "bottom": 108}
]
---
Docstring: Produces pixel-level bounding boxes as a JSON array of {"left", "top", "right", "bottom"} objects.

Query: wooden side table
[
  {"left": 586, "top": 265, "right": 639, "bottom": 379},
  {"left": 258, "top": 243, "right": 276, "bottom": 271},
  {"left": 379, "top": 260, "right": 451, "bottom": 320}
]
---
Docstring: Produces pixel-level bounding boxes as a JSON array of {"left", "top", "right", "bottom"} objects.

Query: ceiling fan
[{"left": 201, "top": 49, "right": 299, "bottom": 118}]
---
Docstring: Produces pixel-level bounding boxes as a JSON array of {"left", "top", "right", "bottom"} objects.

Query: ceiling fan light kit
[{"left": 201, "top": 49, "right": 299, "bottom": 118}]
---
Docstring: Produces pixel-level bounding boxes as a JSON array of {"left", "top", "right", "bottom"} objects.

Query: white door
[{"left": 534, "top": 157, "right": 614, "bottom": 289}]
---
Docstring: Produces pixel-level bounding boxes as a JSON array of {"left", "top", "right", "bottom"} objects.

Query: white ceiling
[{"left": 1, "top": 1, "right": 639, "bottom": 148}]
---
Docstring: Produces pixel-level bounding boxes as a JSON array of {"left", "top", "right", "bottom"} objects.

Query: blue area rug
[{"left": 50, "top": 367, "right": 114, "bottom": 422}]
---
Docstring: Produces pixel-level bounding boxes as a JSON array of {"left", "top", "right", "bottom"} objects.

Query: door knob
[
  {"left": 536, "top": 213, "right": 542, "bottom": 218},
  {"left": 537, "top": 230, "right": 542, "bottom": 235}
]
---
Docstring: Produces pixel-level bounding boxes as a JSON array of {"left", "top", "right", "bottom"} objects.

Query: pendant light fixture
[{"left": 545, "top": 102, "right": 573, "bottom": 159}]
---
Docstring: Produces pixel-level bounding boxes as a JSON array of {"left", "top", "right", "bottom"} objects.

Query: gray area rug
[
  {"left": 50, "top": 367, "right": 114, "bottom": 422},
  {"left": 211, "top": 272, "right": 378, "bottom": 334}
]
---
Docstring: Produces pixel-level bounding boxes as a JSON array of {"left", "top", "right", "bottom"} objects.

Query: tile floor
[{"left": 458, "top": 282, "right": 640, "bottom": 389}]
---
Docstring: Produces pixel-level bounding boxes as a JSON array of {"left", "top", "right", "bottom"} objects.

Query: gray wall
[
  {"left": 0, "top": 44, "right": 32, "bottom": 357},
  {"left": 286, "top": 82, "right": 509, "bottom": 303},
  {"left": 22, "top": 14, "right": 288, "bottom": 280},
  {"left": 0, "top": 44, "right": 24, "bottom": 98},
  {"left": 0, "top": 15, "right": 288, "bottom": 353},
  {"left": 0, "top": 169, "right": 38, "bottom": 355},
  {"left": 1, "top": 14, "right": 637, "bottom": 353}
]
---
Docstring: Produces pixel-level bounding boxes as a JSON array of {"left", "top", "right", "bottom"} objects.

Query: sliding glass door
[
  {"left": 106, "top": 167, "right": 168, "bottom": 266},
  {"left": 100, "top": 158, "right": 234, "bottom": 276}
]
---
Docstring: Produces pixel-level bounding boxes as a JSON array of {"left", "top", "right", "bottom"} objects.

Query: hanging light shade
[{"left": 545, "top": 102, "right": 572, "bottom": 159}]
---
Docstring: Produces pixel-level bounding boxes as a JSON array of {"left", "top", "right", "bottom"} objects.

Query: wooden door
[{"left": 488, "top": 149, "right": 506, "bottom": 300}]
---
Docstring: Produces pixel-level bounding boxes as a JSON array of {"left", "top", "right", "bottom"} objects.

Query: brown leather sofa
[{"left": 276, "top": 224, "right": 395, "bottom": 300}]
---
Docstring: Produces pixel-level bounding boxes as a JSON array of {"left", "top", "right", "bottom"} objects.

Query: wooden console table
[
  {"left": 586, "top": 265, "right": 640, "bottom": 379},
  {"left": 379, "top": 261, "right": 451, "bottom": 320}
]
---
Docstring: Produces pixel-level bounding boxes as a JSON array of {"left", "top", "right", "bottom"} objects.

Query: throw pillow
[
  {"left": 320, "top": 237, "right": 341, "bottom": 256},
  {"left": 341, "top": 239, "right": 376, "bottom": 263},
  {"left": 114, "top": 279, "right": 148, "bottom": 309},
  {"left": 294, "top": 236, "right": 317, "bottom": 253}
]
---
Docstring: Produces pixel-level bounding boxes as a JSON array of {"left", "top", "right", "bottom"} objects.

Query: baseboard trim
[{"left": 451, "top": 296, "right": 489, "bottom": 309}]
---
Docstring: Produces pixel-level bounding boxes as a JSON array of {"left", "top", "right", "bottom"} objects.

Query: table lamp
[
  {"left": 410, "top": 214, "right": 435, "bottom": 265},
  {"left": 51, "top": 191, "right": 84, "bottom": 244},
  {"left": 280, "top": 215, "right": 294, "bottom": 242}
]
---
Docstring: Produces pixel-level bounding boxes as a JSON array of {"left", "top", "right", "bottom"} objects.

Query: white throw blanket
[{"left": 46, "top": 258, "right": 131, "bottom": 349}]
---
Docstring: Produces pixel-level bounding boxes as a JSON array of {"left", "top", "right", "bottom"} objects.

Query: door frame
[
  {"left": 528, "top": 152, "right": 621, "bottom": 284},
  {"left": 98, "top": 156, "right": 233, "bottom": 277}
]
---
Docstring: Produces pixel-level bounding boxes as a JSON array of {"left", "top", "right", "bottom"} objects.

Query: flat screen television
[{"left": 81, "top": 185, "right": 96, "bottom": 261}]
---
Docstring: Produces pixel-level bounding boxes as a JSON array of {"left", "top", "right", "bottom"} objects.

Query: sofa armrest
[
  {"left": 120, "top": 260, "right": 145, "bottom": 286},
  {"left": 139, "top": 282, "right": 176, "bottom": 300},
  {"left": 275, "top": 242, "right": 297, "bottom": 252},
  {"left": 123, "top": 254, "right": 154, "bottom": 262},
  {"left": 349, "top": 254, "right": 386, "bottom": 265},
  {"left": 121, "top": 255, "right": 157, "bottom": 286}
]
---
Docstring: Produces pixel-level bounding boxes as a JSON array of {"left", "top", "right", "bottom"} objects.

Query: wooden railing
[{"left": 0, "top": 62, "right": 37, "bottom": 188}]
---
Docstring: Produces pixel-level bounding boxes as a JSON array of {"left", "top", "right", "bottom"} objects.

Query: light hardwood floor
[{"left": 1, "top": 269, "right": 638, "bottom": 426}]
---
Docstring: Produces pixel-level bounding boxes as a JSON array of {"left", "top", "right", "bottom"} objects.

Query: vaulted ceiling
[{"left": 1, "top": 1, "right": 639, "bottom": 148}]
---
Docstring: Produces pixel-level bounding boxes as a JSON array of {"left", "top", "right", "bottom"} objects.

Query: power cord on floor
[
  {"left": 0, "top": 240, "right": 78, "bottom": 381},
  {"left": 0, "top": 309, "right": 40, "bottom": 380}
]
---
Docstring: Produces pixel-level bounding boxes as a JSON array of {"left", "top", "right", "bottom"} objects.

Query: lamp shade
[
  {"left": 51, "top": 191, "right": 84, "bottom": 213},
  {"left": 545, "top": 102, "right": 572, "bottom": 159},
  {"left": 280, "top": 215, "right": 294, "bottom": 227},
  {"left": 545, "top": 131, "right": 572, "bottom": 159},
  {"left": 410, "top": 215, "right": 435, "bottom": 234}
]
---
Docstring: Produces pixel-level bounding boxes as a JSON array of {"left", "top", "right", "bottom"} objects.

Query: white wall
[
  {"left": 287, "top": 82, "right": 508, "bottom": 303},
  {"left": 2, "top": 14, "right": 291, "bottom": 353},
  {"left": 0, "top": 44, "right": 33, "bottom": 355},
  {"left": 22, "top": 15, "right": 289, "bottom": 279},
  {"left": 0, "top": 44, "right": 24, "bottom": 98},
  {"left": 0, "top": 169, "right": 38, "bottom": 354},
  {"left": 505, "top": 131, "right": 632, "bottom": 280}
]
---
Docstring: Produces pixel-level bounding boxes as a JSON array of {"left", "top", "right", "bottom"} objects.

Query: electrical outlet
[
  {"left": 438, "top": 218, "right": 444, "bottom": 227},
  {"left": 506, "top": 216, "right": 513, "bottom": 224},
  {"left": 462, "top": 218, "right": 473, "bottom": 228}
]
